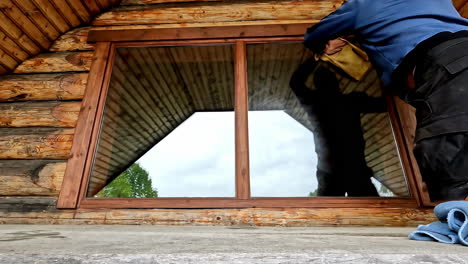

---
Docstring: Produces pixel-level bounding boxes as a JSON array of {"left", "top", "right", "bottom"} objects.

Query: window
[{"left": 58, "top": 24, "right": 424, "bottom": 209}]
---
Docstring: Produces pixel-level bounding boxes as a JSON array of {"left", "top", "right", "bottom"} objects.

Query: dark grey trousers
[{"left": 410, "top": 36, "right": 468, "bottom": 201}]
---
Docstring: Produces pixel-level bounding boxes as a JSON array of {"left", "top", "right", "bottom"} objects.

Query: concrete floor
[{"left": 0, "top": 225, "right": 467, "bottom": 263}]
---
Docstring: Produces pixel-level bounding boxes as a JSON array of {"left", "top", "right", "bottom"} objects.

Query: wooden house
[{"left": 0, "top": 0, "right": 467, "bottom": 226}]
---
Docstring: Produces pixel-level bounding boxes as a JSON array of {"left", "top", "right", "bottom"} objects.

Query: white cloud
[{"left": 136, "top": 111, "right": 318, "bottom": 197}]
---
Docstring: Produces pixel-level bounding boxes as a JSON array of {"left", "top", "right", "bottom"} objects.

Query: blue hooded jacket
[{"left": 304, "top": 0, "right": 468, "bottom": 86}]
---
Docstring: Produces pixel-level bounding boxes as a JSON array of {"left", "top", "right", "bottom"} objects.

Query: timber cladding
[
  {"left": 0, "top": 0, "right": 465, "bottom": 225},
  {"left": 0, "top": 0, "right": 120, "bottom": 76}
]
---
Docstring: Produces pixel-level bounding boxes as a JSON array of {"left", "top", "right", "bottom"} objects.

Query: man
[
  {"left": 304, "top": 0, "right": 468, "bottom": 200},
  {"left": 290, "top": 59, "right": 385, "bottom": 196}
]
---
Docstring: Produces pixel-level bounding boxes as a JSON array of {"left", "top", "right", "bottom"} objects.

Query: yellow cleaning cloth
[{"left": 320, "top": 39, "right": 371, "bottom": 81}]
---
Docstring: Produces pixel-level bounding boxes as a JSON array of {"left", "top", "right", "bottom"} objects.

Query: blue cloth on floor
[{"left": 409, "top": 201, "right": 468, "bottom": 246}]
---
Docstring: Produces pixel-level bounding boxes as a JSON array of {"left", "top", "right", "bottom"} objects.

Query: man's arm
[
  {"left": 304, "top": 0, "right": 359, "bottom": 54},
  {"left": 289, "top": 58, "right": 319, "bottom": 105}
]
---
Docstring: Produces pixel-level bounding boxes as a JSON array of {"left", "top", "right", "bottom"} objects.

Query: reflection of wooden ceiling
[
  {"left": 88, "top": 43, "right": 409, "bottom": 197},
  {"left": 0, "top": 0, "right": 120, "bottom": 75}
]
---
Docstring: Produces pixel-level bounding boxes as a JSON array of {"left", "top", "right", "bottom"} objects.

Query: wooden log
[
  {"left": 0, "top": 73, "right": 87, "bottom": 101},
  {"left": 50, "top": 27, "right": 95, "bottom": 52},
  {"left": 0, "top": 128, "right": 74, "bottom": 159},
  {"left": 0, "top": 101, "right": 81, "bottom": 127},
  {"left": 14, "top": 52, "right": 94, "bottom": 73},
  {"left": 0, "top": 197, "right": 57, "bottom": 213},
  {"left": 92, "top": 0, "right": 342, "bottom": 25},
  {"left": 0, "top": 197, "right": 58, "bottom": 213},
  {"left": 0, "top": 160, "right": 66, "bottom": 196}
]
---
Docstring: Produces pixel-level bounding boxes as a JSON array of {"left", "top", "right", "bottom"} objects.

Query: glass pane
[
  {"left": 246, "top": 42, "right": 410, "bottom": 197},
  {"left": 87, "top": 45, "right": 235, "bottom": 198}
]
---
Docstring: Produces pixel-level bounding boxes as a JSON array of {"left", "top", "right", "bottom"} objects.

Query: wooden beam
[
  {"left": 0, "top": 160, "right": 66, "bottom": 196},
  {"left": 79, "top": 197, "right": 418, "bottom": 209},
  {"left": 52, "top": 20, "right": 318, "bottom": 52},
  {"left": 0, "top": 128, "right": 74, "bottom": 159},
  {"left": 0, "top": 203, "right": 435, "bottom": 226},
  {"left": 88, "top": 23, "right": 311, "bottom": 42},
  {"left": 58, "top": 42, "right": 112, "bottom": 209},
  {"left": 92, "top": 0, "right": 342, "bottom": 26},
  {"left": 14, "top": 51, "right": 93, "bottom": 73},
  {"left": 235, "top": 41, "right": 250, "bottom": 199},
  {"left": 0, "top": 101, "right": 80, "bottom": 127},
  {"left": 0, "top": 73, "right": 87, "bottom": 102}
]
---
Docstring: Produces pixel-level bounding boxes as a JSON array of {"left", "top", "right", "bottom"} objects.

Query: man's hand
[{"left": 324, "top": 39, "right": 347, "bottom": 55}]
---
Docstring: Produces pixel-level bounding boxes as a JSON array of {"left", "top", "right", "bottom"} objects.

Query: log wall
[{"left": 0, "top": 0, "right": 465, "bottom": 225}]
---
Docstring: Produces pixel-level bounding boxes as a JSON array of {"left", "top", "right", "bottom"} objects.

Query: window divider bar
[{"left": 234, "top": 40, "right": 251, "bottom": 199}]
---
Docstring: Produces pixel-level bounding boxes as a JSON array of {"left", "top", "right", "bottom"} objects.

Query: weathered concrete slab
[{"left": 0, "top": 225, "right": 467, "bottom": 263}]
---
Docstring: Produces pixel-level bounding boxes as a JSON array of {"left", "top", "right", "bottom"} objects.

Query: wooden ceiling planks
[{"left": 0, "top": 0, "right": 120, "bottom": 76}]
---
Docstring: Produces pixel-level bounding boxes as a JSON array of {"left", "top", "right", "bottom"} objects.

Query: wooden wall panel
[
  {"left": 14, "top": 52, "right": 94, "bottom": 73},
  {"left": 0, "top": 73, "right": 87, "bottom": 102},
  {"left": 0, "top": 101, "right": 80, "bottom": 127},
  {"left": 0, "top": 128, "right": 74, "bottom": 159},
  {"left": 0, "top": 160, "right": 66, "bottom": 196}
]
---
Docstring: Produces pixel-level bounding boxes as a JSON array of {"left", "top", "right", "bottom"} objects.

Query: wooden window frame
[{"left": 57, "top": 23, "right": 429, "bottom": 209}]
